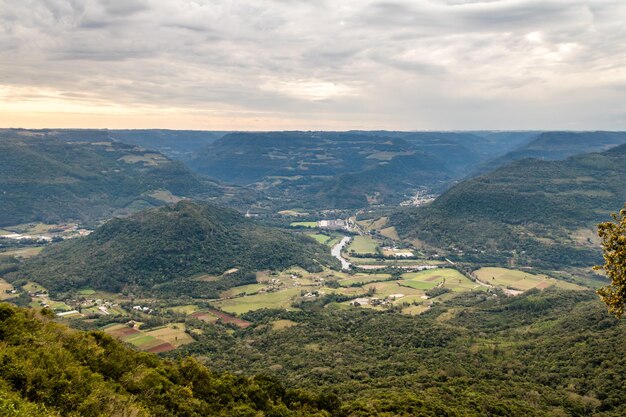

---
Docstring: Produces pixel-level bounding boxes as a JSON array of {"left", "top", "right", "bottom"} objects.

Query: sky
[{"left": 0, "top": 0, "right": 625, "bottom": 130}]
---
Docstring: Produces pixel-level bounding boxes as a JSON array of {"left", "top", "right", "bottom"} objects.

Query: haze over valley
[{"left": 2, "top": 1, "right": 626, "bottom": 416}]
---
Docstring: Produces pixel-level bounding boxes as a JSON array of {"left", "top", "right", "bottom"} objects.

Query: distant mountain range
[
  {"left": 0, "top": 129, "right": 221, "bottom": 226},
  {"left": 186, "top": 131, "right": 539, "bottom": 208},
  {"left": 15, "top": 201, "right": 338, "bottom": 296},
  {"left": 476, "top": 131, "right": 626, "bottom": 174},
  {"left": 391, "top": 142, "right": 626, "bottom": 267}
]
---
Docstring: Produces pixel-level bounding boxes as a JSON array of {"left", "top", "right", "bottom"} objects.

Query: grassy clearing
[
  {"left": 347, "top": 236, "right": 379, "bottom": 255},
  {"left": 379, "top": 226, "right": 400, "bottom": 240},
  {"left": 78, "top": 288, "right": 96, "bottom": 295},
  {"left": 23, "top": 281, "right": 47, "bottom": 293},
  {"left": 290, "top": 221, "right": 317, "bottom": 228},
  {"left": 401, "top": 269, "right": 479, "bottom": 293},
  {"left": 220, "top": 283, "right": 266, "bottom": 298},
  {"left": 278, "top": 209, "right": 309, "bottom": 216},
  {"left": 307, "top": 233, "right": 332, "bottom": 244},
  {"left": 168, "top": 304, "right": 200, "bottom": 315},
  {"left": 271, "top": 319, "right": 299, "bottom": 331},
  {"left": 144, "top": 324, "right": 194, "bottom": 348},
  {"left": 474, "top": 267, "right": 583, "bottom": 292},
  {"left": 338, "top": 274, "right": 391, "bottom": 287},
  {"left": 213, "top": 287, "right": 303, "bottom": 315},
  {"left": 1, "top": 246, "right": 45, "bottom": 258}
]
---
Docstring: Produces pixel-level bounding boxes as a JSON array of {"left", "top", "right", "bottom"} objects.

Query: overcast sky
[{"left": 1, "top": 0, "right": 625, "bottom": 130}]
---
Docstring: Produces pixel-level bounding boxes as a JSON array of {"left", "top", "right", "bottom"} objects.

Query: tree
[{"left": 596, "top": 206, "right": 626, "bottom": 318}]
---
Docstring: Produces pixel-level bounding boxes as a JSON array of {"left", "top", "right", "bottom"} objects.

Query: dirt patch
[
  {"left": 109, "top": 327, "right": 141, "bottom": 338},
  {"left": 207, "top": 308, "right": 251, "bottom": 328},
  {"left": 147, "top": 342, "right": 176, "bottom": 353}
]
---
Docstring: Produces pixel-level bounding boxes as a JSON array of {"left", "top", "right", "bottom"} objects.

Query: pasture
[
  {"left": 290, "top": 221, "right": 317, "bottom": 228},
  {"left": 474, "top": 267, "right": 583, "bottom": 292},
  {"left": 338, "top": 273, "right": 391, "bottom": 287},
  {"left": 400, "top": 268, "right": 479, "bottom": 293},
  {"left": 0, "top": 278, "right": 15, "bottom": 300},
  {"left": 144, "top": 323, "right": 194, "bottom": 348},
  {"left": 347, "top": 236, "right": 379, "bottom": 255},
  {"left": 307, "top": 233, "right": 332, "bottom": 245},
  {"left": 168, "top": 304, "right": 200, "bottom": 314},
  {"left": 213, "top": 287, "right": 303, "bottom": 315},
  {"left": 379, "top": 226, "right": 400, "bottom": 240},
  {"left": 220, "top": 283, "right": 266, "bottom": 298}
]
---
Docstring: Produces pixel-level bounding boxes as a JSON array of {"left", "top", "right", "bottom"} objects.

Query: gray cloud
[{"left": 0, "top": 0, "right": 625, "bottom": 129}]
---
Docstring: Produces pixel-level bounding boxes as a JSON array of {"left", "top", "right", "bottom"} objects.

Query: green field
[
  {"left": 347, "top": 236, "right": 379, "bottom": 255},
  {"left": 474, "top": 267, "right": 584, "bottom": 292},
  {"left": 168, "top": 304, "right": 200, "bottom": 314},
  {"left": 290, "top": 221, "right": 317, "bottom": 228},
  {"left": 144, "top": 324, "right": 194, "bottom": 348},
  {"left": 307, "top": 233, "right": 332, "bottom": 244},
  {"left": 77, "top": 288, "right": 96, "bottom": 295},
  {"left": 220, "top": 283, "right": 266, "bottom": 298},
  {"left": 400, "top": 269, "right": 480, "bottom": 293},
  {"left": 213, "top": 287, "right": 304, "bottom": 315},
  {"left": 338, "top": 273, "right": 391, "bottom": 287}
]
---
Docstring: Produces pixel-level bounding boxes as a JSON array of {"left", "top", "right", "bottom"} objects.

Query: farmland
[
  {"left": 0, "top": 278, "right": 15, "bottom": 300},
  {"left": 346, "top": 235, "right": 379, "bottom": 255},
  {"left": 289, "top": 221, "right": 317, "bottom": 228},
  {"left": 474, "top": 267, "right": 584, "bottom": 292},
  {"left": 101, "top": 322, "right": 193, "bottom": 353}
]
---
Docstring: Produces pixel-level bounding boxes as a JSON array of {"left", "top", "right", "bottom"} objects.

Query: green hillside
[
  {"left": 0, "top": 303, "right": 338, "bottom": 416},
  {"left": 478, "top": 131, "right": 626, "bottom": 173},
  {"left": 392, "top": 144, "right": 626, "bottom": 267},
  {"left": 16, "top": 201, "right": 338, "bottom": 295},
  {"left": 0, "top": 130, "right": 219, "bottom": 226},
  {"left": 186, "top": 131, "right": 524, "bottom": 208}
]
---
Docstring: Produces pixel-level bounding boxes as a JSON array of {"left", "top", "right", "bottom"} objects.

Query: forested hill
[
  {"left": 0, "top": 130, "right": 220, "bottom": 226},
  {"left": 16, "top": 201, "right": 338, "bottom": 294},
  {"left": 186, "top": 131, "right": 536, "bottom": 208},
  {"left": 478, "top": 131, "right": 626, "bottom": 173},
  {"left": 0, "top": 303, "right": 339, "bottom": 416},
  {"left": 391, "top": 143, "right": 626, "bottom": 267}
]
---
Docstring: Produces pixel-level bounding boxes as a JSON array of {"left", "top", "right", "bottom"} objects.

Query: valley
[{"left": 1, "top": 129, "right": 625, "bottom": 416}]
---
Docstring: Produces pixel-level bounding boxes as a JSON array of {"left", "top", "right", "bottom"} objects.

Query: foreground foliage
[
  {"left": 596, "top": 206, "right": 626, "bottom": 318},
  {"left": 0, "top": 303, "right": 340, "bottom": 417},
  {"left": 177, "top": 289, "right": 626, "bottom": 416}
]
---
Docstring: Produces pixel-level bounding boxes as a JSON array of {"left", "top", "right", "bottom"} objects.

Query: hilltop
[
  {"left": 478, "top": 131, "right": 626, "bottom": 173},
  {"left": 16, "top": 201, "right": 338, "bottom": 295},
  {"left": 391, "top": 143, "right": 626, "bottom": 267},
  {"left": 0, "top": 130, "right": 220, "bottom": 226}
]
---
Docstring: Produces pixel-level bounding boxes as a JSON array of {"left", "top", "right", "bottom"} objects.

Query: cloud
[{"left": 0, "top": 0, "right": 625, "bottom": 129}]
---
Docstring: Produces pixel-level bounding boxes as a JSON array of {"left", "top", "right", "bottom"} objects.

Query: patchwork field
[
  {"left": 400, "top": 268, "right": 480, "bottom": 292},
  {"left": 473, "top": 267, "right": 584, "bottom": 292},
  {"left": 101, "top": 322, "right": 193, "bottom": 353}
]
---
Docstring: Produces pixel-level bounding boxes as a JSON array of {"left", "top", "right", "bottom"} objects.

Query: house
[{"left": 318, "top": 219, "right": 347, "bottom": 230}]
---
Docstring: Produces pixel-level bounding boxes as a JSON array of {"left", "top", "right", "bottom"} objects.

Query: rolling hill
[
  {"left": 15, "top": 201, "right": 338, "bottom": 295},
  {"left": 0, "top": 129, "right": 221, "bottom": 226},
  {"left": 478, "top": 131, "right": 626, "bottom": 173},
  {"left": 391, "top": 143, "right": 626, "bottom": 267},
  {"left": 187, "top": 131, "right": 532, "bottom": 209}
]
